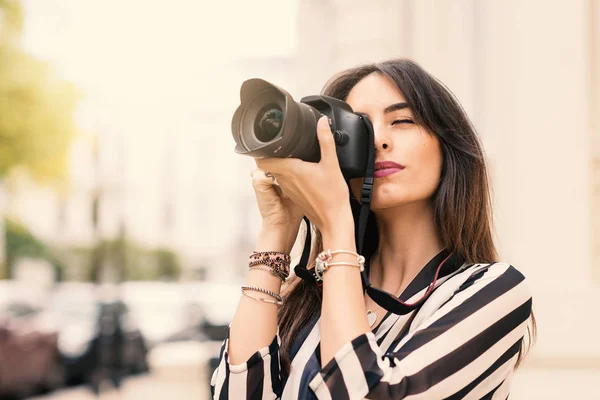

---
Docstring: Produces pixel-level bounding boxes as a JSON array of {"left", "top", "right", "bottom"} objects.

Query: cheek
[
  {"left": 407, "top": 137, "right": 443, "bottom": 198},
  {"left": 349, "top": 135, "right": 443, "bottom": 208},
  {"left": 415, "top": 138, "right": 443, "bottom": 186},
  {"left": 379, "top": 139, "right": 443, "bottom": 207}
]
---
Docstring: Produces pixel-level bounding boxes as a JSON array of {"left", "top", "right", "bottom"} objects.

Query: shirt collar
[{"left": 364, "top": 248, "right": 462, "bottom": 302}]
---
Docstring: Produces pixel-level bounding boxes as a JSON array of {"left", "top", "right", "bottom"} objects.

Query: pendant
[{"left": 366, "top": 310, "right": 377, "bottom": 328}]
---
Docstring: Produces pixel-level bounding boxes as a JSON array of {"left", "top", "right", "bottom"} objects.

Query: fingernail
[{"left": 318, "top": 115, "right": 329, "bottom": 129}]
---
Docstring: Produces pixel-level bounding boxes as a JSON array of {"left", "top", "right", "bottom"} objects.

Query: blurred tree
[
  {"left": 0, "top": 0, "right": 25, "bottom": 40},
  {"left": 2, "top": 217, "right": 64, "bottom": 279},
  {"left": 153, "top": 248, "right": 182, "bottom": 280},
  {"left": 0, "top": 0, "right": 79, "bottom": 274},
  {"left": 0, "top": 37, "right": 79, "bottom": 181},
  {"left": 83, "top": 237, "right": 181, "bottom": 282}
]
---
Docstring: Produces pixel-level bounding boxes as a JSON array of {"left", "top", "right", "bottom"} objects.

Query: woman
[{"left": 211, "top": 59, "right": 535, "bottom": 399}]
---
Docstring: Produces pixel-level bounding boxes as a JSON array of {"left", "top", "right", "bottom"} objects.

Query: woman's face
[{"left": 346, "top": 73, "right": 443, "bottom": 211}]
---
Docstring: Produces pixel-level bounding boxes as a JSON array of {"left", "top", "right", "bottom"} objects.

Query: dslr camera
[{"left": 231, "top": 79, "right": 373, "bottom": 179}]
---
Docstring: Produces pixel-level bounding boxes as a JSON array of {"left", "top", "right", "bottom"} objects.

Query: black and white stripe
[{"left": 211, "top": 261, "right": 532, "bottom": 400}]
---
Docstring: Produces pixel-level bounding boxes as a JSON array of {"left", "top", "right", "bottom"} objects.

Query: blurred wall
[
  {"left": 12, "top": 1, "right": 301, "bottom": 283},
  {"left": 296, "top": 0, "right": 600, "bottom": 376}
]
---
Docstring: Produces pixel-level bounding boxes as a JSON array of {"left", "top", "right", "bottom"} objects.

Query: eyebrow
[{"left": 383, "top": 102, "right": 410, "bottom": 113}]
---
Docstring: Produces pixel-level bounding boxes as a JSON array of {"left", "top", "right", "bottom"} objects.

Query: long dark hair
[{"left": 277, "top": 59, "right": 536, "bottom": 377}]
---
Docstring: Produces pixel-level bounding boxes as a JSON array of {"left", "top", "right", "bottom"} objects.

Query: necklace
[
  {"left": 366, "top": 291, "right": 401, "bottom": 328},
  {"left": 365, "top": 248, "right": 452, "bottom": 328},
  {"left": 366, "top": 310, "right": 378, "bottom": 327}
]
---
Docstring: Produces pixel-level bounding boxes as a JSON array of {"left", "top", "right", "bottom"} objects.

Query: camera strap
[{"left": 293, "top": 114, "right": 456, "bottom": 315}]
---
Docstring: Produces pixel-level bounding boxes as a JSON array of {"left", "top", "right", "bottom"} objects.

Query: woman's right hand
[{"left": 251, "top": 168, "right": 304, "bottom": 249}]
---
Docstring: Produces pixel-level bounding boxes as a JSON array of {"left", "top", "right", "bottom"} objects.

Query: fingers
[
  {"left": 255, "top": 157, "right": 301, "bottom": 175},
  {"left": 254, "top": 116, "right": 337, "bottom": 172},
  {"left": 250, "top": 169, "right": 276, "bottom": 183},
  {"left": 263, "top": 171, "right": 275, "bottom": 181},
  {"left": 274, "top": 184, "right": 288, "bottom": 199},
  {"left": 251, "top": 169, "right": 290, "bottom": 199},
  {"left": 250, "top": 169, "right": 276, "bottom": 190},
  {"left": 316, "top": 115, "right": 337, "bottom": 167}
]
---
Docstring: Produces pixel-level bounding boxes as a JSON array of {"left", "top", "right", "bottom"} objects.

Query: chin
[
  {"left": 366, "top": 188, "right": 431, "bottom": 211},
  {"left": 370, "top": 185, "right": 402, "bottom": 208},
  {"left": 357, "top": 190, "right": 399, "bottom": 210},
  {"left": 368, "top": 198, "right": 404, "bottom": 212}
]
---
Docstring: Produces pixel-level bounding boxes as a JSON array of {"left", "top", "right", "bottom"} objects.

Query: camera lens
[
  {"left": 254, "top": 104, "right": 283, "bottom": 142},
  {"left": 232, "top": 79, "right": 322, "bottom": 163}
]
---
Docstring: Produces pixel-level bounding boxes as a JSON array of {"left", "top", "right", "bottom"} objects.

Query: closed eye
[{"left": 392, "top": 119, "right": 414, "bottom": 126}]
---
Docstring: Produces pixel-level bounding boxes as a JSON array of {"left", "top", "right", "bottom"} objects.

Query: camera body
[{"left": 231, "top": 79, "right": 372, "bottom": 179}]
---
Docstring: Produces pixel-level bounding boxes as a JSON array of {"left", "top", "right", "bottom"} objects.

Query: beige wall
[
  {"left": 592, "top": 0, "right": 600, "bottom": 283},
  {"left": 296, "top": 0, "right": 600, "bottom": 375}
]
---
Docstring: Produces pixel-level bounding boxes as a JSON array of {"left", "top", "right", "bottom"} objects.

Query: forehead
[{"left": 345, "top": 73, "right": 407, "bottom": 113}]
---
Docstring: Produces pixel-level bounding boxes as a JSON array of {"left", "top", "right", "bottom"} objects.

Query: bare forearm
[
  {"left": 319, "top": 219, "right": 371, "bottom": 366},
  {"left": 228, "top": 227, "right": 296, "bottom": 364}
]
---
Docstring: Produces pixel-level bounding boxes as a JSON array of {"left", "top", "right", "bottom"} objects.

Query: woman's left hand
[{"left": 256, "top": 116, "right": 353, "bottom": 235}]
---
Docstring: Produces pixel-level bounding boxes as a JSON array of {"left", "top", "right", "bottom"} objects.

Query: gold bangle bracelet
[{"left": 241, "top": 290, "right": 283, "bottom": 306}]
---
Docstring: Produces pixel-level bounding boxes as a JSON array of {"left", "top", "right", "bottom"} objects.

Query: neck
[{"left": 369, "top": 200, "right": 445, "bottom": 293}]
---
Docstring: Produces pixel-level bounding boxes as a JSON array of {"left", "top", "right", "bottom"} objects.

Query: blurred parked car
[
  {"left": 0, "top": 315, "right": 64, "bottom": 398},
  {"left": 121, "top": 282, "right": 203, "bottom": 347},
  {"left": 47, "top": 285, "right": 149, "bottom": 386},
  {"left": 84, "top": 301, "right": 150, "bottom": 394},
  {"left": 183, "top": 281, "right": 240, "bottom": 391}
]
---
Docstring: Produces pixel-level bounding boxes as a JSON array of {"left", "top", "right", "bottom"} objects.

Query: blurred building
[
  {"left": 6, "top": 57, "right": 298, "bottom": 282},
  {"left": 9, "top": 1, "right": 300, "bottom": 283}
]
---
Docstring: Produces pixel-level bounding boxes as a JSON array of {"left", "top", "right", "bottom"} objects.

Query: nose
[{"left": 373, "top": 124, "right": 390, "bottom": 152}]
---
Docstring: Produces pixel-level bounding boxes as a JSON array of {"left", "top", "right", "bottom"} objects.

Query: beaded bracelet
[
  {"left": 242, "top": 291, "right": 283, "bottom": 306},
  {"left": 315, "top": 249, "right": 365, "bottom": 280},
  {"left": 249, "top": 251, "right": 290, "bottom": 282},
  {"left": 250, "top": 251, "right": 291, "bottom": 265},
  {"left": 248, "top": 261, "right": 289, "bottom": 281}
]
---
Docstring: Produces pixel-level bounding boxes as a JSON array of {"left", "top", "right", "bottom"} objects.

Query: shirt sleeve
[
  {"left": 210, "top": 326, "right": 283, "bottom": 400},
  {"left": 308, "top": 262, "right": 533, "bottom": 400}
]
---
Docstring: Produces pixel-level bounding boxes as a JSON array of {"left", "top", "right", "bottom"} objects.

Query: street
[
  {"left": 30, "top": 340, "right": 214, "bottom": 400},
  {"left": 29, "top": 365, "right": 598, "bottom": 400},
  {"left": 30, "top": 365, "right": 211, "bottom": 400},
  {"left": 30, "top": 374, "right": 209, "bottom": 400}
]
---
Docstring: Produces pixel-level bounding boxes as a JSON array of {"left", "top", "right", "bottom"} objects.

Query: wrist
[
  {"left": 320, "top": 222, "right": 356, "bottom": 253},
  {"left": 246, "top": 267, "right": 282, "bottom": 293},
  {"left": 320, "top": 209, "right": 355, "bottom": 247},
  {"left": 257, "top": 225, "right": 299, "bottom": 254}
]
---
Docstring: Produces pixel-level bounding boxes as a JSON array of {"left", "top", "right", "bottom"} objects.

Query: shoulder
[
  {"left": 455, "top": 261, "right": 532, "bottom": 305},
  {"left": 411, "top": 261, "right": 533, "bottom": 337},
  {"left": 461, "top": 261, "right": 527, "bottom": 280}
]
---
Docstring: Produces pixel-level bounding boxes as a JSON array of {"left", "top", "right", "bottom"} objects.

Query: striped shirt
[{"left": 210, "top": 252, "right": 533, "bottom": 399}]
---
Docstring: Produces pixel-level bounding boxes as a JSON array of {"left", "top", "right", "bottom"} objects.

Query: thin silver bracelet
[{"left": 241, "top": 285, "right": 283, "bottom": 305}]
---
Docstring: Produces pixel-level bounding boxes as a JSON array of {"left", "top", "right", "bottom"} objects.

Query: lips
[
  {"left": 374, "top": 161, "right": 405, "bottom": 171},
  {"left": 374, "top": 161, "right": 405, "bottom": 179}
]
